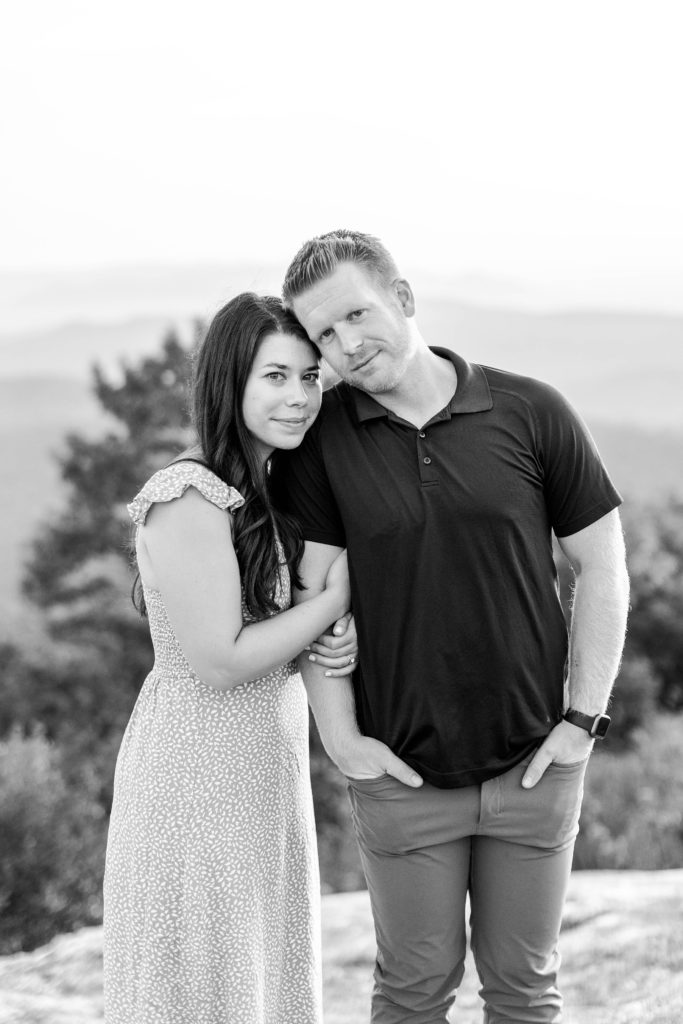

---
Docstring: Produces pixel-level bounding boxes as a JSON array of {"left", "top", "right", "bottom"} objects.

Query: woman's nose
[{"left": 285, "top": 380, "right": 308, "bottom": 405}]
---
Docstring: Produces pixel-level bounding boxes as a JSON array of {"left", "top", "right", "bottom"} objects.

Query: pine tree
[
  {"left": 15, "top": 329, "right": 197, "bottom": 790},
  {"left": 624, "top": 498, "right": 683, "bottom": 711}
]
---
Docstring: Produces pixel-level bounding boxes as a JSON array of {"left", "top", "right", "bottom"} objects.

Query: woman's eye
[
  {"left": 303, "top": 372, "right": 321, "bottom": 384},
  {"left": 266, "top": 372, "right": 285, "bottom": 381}
]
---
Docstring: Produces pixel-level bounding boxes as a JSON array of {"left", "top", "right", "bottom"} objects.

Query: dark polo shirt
[{"left": 280, "top": 348, "right": 622, "bottom": 788}]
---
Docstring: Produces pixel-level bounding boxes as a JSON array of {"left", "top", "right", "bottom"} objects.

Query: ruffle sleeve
[{"left": 127, "top": 462, "right": 245, "bottom": 526}]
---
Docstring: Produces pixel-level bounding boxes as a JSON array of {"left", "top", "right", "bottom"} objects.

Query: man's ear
[{"left": 393, "top": 278, "right": 416, "bottom": 318}]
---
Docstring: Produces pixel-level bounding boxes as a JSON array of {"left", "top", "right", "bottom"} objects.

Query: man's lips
[{"left": 350, "top": 352, "right": 377, "bottom": 373}]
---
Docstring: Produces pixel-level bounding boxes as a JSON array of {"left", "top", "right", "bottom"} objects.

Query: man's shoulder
[
  {"left": 321, "top": 379, "right": 355, "bottom": 405},
  {"left": 317, "top": 381, "right": 358, "bottom": 424},
  {"left": 479, "top": 363, "right": 571, "bottom": 414}
]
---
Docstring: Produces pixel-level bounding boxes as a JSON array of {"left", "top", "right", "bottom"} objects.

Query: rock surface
[{"left": 1, "top": 871, "right": 681, "bottom": 1023}]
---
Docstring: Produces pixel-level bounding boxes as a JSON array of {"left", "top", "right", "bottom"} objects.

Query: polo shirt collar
[{"left": 350, "top": 347, "right": 493, "bottom": 422}]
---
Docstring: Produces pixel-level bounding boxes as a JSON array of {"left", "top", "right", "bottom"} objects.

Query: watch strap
[{"left": 563, "top": 708, "right": 611, "bottom": 738}]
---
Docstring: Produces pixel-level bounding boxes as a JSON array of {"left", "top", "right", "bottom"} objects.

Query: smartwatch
[{"left": 563, "top": 708, "right": 611, "bottom": 738}]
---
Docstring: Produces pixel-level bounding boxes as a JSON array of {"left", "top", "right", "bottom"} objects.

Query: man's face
[{"left": 290, "top": 262, "right": 416, "bottom": 395}]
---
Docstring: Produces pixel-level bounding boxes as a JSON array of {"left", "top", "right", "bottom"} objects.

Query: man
[{"left": 278, "top": 230, "right": 629, "bottom": 1024}]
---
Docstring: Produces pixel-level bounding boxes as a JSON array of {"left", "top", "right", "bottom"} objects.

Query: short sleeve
[
  {"left": 127, "top": 462, "right": 245, "bottom": 526},
  {"left": 274, "top": 420, "right": 346, "bottom": 548},
  {"left": 534, "top": 384, "right": 622, "bottom": 537}
]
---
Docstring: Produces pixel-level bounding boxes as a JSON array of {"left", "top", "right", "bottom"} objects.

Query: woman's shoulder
[{"left": 127, "top": 459, "right": 245, "bottom": 526}]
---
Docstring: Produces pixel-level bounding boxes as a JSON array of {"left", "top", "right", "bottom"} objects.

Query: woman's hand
[{"left": 306, "top": 612, "right": 358, "bottom": 677}]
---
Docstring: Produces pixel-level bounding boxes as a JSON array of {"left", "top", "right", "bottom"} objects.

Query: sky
[{"left": 2, "top": 0, "right": 682, "bottom": 312}]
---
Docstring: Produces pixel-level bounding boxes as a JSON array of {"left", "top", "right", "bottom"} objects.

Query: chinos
[{"left": 347, "top": 752, "right": 588, "bottom": 1024}]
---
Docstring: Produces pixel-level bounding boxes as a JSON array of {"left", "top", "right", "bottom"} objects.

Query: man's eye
[
  {"left": 349, "top": 309, "right": 364, "bottom": 320},
  {"left": 319, "top": 329, "right": 333, "bottom": 343}
]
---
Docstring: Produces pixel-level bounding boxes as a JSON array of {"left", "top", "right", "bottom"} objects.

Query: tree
[
  {"left": 3, "top": 323, "right": 681, "bottom": 949},
  {"left": 16, "top": 329, "right": 196, "bottom": 789},
  {"left": 5, "top": 322, "right": 364, "bottom": 902},
  {"left": 623, "top": 498, "right": 683, "bottom": 711},
  {"left": 0, "top": 729, "right": 105, "bottom": 953},
  {"left": 553, "top": 496, "right": 683, "bottom": 748}
]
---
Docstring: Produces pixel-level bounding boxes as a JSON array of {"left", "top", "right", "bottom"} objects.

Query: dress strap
[{"left": 127, "top": 462, "right": 245, "bottom": 526}]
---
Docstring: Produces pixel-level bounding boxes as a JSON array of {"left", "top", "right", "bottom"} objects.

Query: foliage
[
  {"left": 309, "top": 718, "right": 364, "bottom": 892},
  {"left": 554, "top": 497, "right": 683, "bottom": 748},
  {"left": 1, "top": 325, "right": 683, "bottom": 956},
  {"left": 574, "top": 713, "right": 683, "bottom": 869},
  {"left": 24, "top": 331, "right": 194, "bottom": 618},
  {"left": 604, "top": 652, "right": 659, "bottom": 750},
  {"left": 0, "top": 334, "right": 199, "bottom": 951},
  {"left": 14, "top": 331, "right": 196, "bottom": 782},
  {"left": 0, "top": 729, "right": 106, "bottom": 953},
  {"left": 622, "top": 499, "right": 683, "bottom": 710}
]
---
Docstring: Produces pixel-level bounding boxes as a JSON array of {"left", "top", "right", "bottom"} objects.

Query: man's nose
[{"left": 336, "top": 323, "right": 363, "bottom": 355}]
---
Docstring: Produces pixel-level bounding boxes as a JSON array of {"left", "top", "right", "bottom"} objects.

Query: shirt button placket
[{"left": 417, "top": 430, "right": 436, "bottom": 483}]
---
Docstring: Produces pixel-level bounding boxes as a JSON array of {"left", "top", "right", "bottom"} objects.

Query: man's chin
[{"left": 342, "top": 371, "right": 396, "bottom": 395}]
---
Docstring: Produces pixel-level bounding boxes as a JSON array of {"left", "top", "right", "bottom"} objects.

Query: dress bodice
[{"left": 127, "top": 461, "right": 293, "bottom": 684}]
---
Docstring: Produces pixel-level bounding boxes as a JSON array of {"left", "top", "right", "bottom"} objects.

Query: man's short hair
[{"left": 282, "top": 229, "right": 400, "bottom": 305}]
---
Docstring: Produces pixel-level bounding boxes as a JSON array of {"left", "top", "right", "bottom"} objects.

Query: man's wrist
[
  {"left": 328, "top": 732, "right": 363, "bottom": 766},
  {"left": 563, "top": 707, "right": 611, "bottom": 738}
]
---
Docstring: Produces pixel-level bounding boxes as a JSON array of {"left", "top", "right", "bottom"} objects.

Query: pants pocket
[
  {"left": 347, "top": 774, "right": 411, "bottom": 854},
  {"left": 500, "top": 756, "right": 589, "bottom": 851}
]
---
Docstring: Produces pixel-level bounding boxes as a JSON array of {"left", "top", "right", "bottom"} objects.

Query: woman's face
[{"left": 242, "top": 332, "right": 322, "bottom": 462}]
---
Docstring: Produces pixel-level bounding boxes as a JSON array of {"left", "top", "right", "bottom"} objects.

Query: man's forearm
[
  {"left": 293, "top": 541, "right": 423, "bottom": 787},
  {"left": 566, "top": 559, "right": 630, "bottom": 713},
  {"left": 522, "top": 511, "right": 629, "bottom": 788},
  {"left": 297, "top": 653, "right": 361, "bottom": 764}
]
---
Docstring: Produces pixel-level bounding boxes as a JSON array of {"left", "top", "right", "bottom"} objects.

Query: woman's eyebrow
[{"left": 260, "top": 361, "right": 320, "bottom": 371}]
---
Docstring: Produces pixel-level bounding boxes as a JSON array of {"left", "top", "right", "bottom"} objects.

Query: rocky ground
[{"left": 1, "top": 871, "right": 681, "bottom": 1023}]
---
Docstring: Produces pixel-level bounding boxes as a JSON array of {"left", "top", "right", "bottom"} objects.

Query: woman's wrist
[{"left": 320, "top": 585, "right": 348, "bottom": 623}]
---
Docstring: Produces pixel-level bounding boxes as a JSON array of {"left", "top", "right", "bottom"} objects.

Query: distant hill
[
  {"left": 1, "top": 376, "right": 681, "bottom": 630},
  {"left": 0, "top": 379, "right": 112, "bottom": 628},
  {"left": 1, "top": 299, "right": 681, "bottom": 629},
  {"left": 0, "top": 263, "right": 286, "bottom": 333},
  {"left": 0, "top": 318, "right": 195, "bottom": 382},
  {"left": 1, "top": 300, "right": 682, "bottom": 426},
  {"left": 416, "top": 301, "right": 683, "bottom": 430}
]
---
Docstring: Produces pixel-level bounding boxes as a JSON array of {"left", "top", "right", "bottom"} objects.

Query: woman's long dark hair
[{"left": 134, "top": 293, "right": 317, "bottom": 619}]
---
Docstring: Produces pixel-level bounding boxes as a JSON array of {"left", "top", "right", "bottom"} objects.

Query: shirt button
[
  {"left": 419, "top": 431, "right": 426, "bottom": 438},
  {"left": 423, "top": 457, "right": 432, "bottom": 465}
]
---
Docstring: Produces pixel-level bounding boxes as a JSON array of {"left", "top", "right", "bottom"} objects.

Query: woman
[{"left": 103, "top": 293, "right": 356, "bottom": 1024}]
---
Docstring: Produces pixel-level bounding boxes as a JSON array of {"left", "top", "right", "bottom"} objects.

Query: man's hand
[
  {"left": 335, "top": 735, "right": 423, "bottom": 788},
  {"left": 522, "top": 719, "right": 594, "bottom": 789}
]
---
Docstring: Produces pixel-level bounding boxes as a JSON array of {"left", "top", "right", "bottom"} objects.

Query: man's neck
[{"left": 372, "top": 348, "right": 457, "bottom": 429}]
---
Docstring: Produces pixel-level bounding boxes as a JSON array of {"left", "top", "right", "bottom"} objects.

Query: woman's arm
[{"left": 137, "top": 488, "right": 350, "bottom": 691}]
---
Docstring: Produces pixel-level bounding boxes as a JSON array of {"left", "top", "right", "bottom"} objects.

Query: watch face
[{"left": 593, "top": 715, "right": 611, "bottom": 738}]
